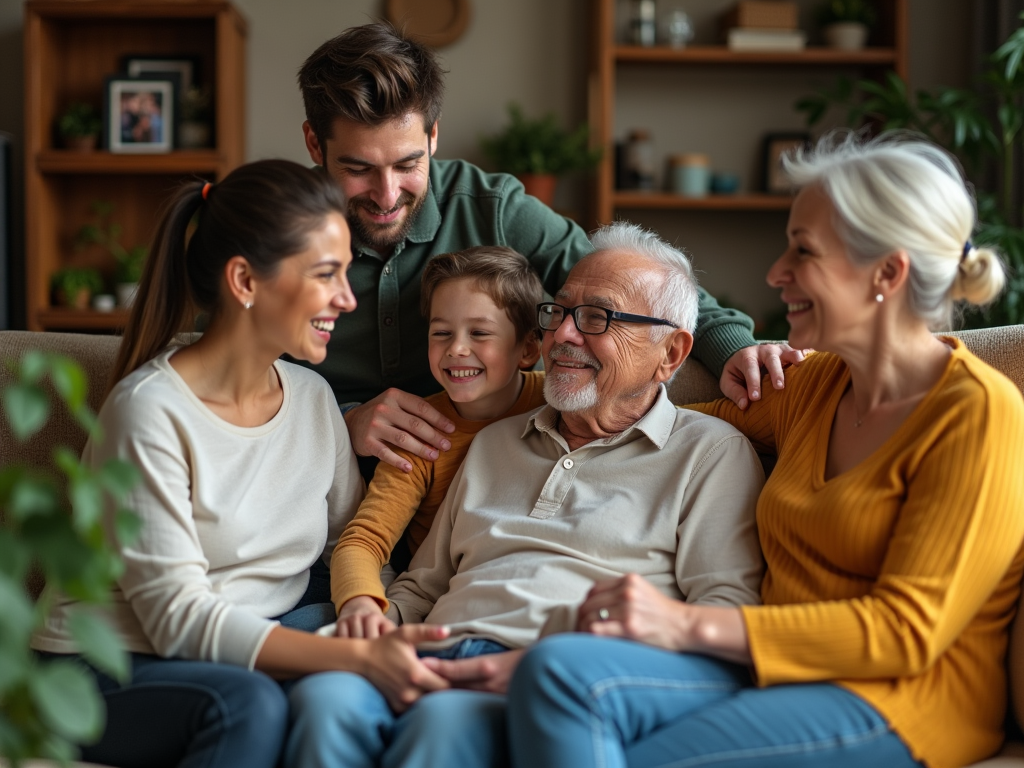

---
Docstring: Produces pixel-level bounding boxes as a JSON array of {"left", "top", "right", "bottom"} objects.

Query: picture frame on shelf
[
  {"left": 105, "top": 75, "right": 178, "bottom": 154},
  {"left": 122, "top": 55, "right": 199, "bottom": 93},
  {"left": 761, "top": 132, "right": 810, "bottom": 194}
]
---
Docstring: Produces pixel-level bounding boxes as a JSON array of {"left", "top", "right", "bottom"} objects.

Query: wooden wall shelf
[
  {"left": 613, "top": 192, "right": 794, "bottom": 211},
  {"left": 614, "top": 45, "right": 900, "bottom": 67},
  {"left": 24, "top": 0, "right": 248, "bottom": 333}
]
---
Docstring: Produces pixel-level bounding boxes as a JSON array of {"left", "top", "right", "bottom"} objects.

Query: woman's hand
[
  {"left": 357, "top": 624, "right": 452, "bottom": 712},
  {"left": 344, "top": 388, "right": 455, "bottom": 472},
  {"left": 719, "top": 343, "right": 811, "bottom": 410},
  {"left": 336, "top": 595, "right": 396, "bottom": 639},
  {"left": 420, "top": 649, "right": 526, "bottom": 695},
  {"left": 577, "top": 574, "right": 753, "bottom": 664}
]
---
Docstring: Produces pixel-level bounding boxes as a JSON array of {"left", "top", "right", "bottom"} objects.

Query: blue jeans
[
  {"left": 285, "top": 638, "right": 509, "bottom": 768},
  {"left": 50, "top": 562, "right": 336, "bottom": 768},
  {"left": 507, "top": 635, "right": 924, "bottom": 768}
]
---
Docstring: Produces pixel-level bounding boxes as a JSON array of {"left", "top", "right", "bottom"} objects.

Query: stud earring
[
  {"left": 243, "top": 301, "right": 253, "bottom": 310},
  {"left": 875, "top": 294, "right": 884, "bottom": 303}
]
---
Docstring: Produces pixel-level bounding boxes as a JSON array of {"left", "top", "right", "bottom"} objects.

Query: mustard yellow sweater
[
  {"left": 691, "top": 339, "right": 1024, "bottom": 768},
  {"left": 331, "top": 370, "right": 547, "bottom": 613}
]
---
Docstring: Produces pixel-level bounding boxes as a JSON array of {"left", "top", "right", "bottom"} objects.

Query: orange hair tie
[{"left": 201, "top": 182, "right": 212, "bottom": 200}]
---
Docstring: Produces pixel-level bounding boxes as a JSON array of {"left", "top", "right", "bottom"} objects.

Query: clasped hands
[{"left": 344, "top": 344, "right": 808, "bottom": 473}]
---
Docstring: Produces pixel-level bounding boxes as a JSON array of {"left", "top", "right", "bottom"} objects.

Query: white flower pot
[{"left": 824, "top": 22, "right": 869, "bottom": 51}]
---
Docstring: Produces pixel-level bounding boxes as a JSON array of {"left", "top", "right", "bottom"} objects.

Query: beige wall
[{"left": 0, "top": 0, "right": 973, "bottom": 327}]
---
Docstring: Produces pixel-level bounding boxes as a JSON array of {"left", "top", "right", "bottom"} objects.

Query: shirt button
[
  {"left": 562, "top": 458, "right": 574, "bottom": 469},
  {"left": 383, "top": 316, "right": 394, "bottom": 326},
  {"left": 383, "top": 265, "right": 391, "bottom": 275}
]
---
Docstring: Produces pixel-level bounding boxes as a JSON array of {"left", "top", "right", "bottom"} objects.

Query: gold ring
[{"left": 598, "top": 608, "right": 610, "bottom": 621}]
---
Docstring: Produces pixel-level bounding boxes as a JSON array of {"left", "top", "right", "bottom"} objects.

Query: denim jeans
[
  {"left": 507, "top": 635, "right": 924, "bottom": 768},
  {"left": 285, "top": 637, "right": 509, "bottom": 768},
  {"left": 45, "top": 561, "right": 336, "bottom": 768}
]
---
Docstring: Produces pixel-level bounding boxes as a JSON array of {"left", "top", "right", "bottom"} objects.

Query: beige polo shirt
[{"left": 385, "top": 385, "right": 765, "bottom": 649}]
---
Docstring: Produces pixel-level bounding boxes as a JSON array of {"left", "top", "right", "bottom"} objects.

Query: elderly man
[{"left": 284, "top": 223, "right": 766, "bottom": 768}]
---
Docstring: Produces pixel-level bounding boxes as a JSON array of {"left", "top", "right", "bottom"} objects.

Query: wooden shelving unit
[
  {"left": 590, "top": 0, "right": 908, "bottom": 225},
  {"left": 23, "top": 1, "right": 248, "bottom": 332}
]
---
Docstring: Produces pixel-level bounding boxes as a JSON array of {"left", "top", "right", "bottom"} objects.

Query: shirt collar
[
  {"left": 523, "top": 384, "right": 676, "bottom": 450},
  {"left": 351, "top": 162, "right": 442, "bottom": 259}
]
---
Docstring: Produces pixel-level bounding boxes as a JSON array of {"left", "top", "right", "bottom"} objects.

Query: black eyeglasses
[{"left": 537, "top": 302, "right": 679, "bottom": 335}]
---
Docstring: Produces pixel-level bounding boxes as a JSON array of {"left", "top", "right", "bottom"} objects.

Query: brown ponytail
[{"left": 109, "top": 159, "right": 347, "bottom": 388}]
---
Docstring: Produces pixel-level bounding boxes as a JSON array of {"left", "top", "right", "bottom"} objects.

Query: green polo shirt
[{"left": 306, "top": 158, "right": 756, "bottom": 405}]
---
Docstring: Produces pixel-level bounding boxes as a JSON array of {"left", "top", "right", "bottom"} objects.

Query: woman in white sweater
[{"left": 31, "top": 161, "right": 451, "bottom": 768}]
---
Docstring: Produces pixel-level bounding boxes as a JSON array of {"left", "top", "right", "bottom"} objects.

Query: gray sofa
[{"left": 1, "top": 327, "right": 1023, "bottom": 767}]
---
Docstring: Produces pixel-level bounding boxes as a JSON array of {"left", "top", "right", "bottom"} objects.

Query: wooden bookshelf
[
  {"left": 614, "top": 45, "right": 901, "bottom": 66},
  {"left": 24, "top": 1, "right": 247, "bottom": 332},
  {"left": 613, "top": 192, "right": 794, "bottom": 211}
]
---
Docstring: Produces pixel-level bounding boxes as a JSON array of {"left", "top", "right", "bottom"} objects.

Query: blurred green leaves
[
  {"left": 0, "top": 352, "right": 140, "bottom": 765},
  {"left": 480, "top": 103, "right": 602, "bottom": 177}
]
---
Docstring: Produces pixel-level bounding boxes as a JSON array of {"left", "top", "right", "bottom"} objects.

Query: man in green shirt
[{"left": 298, "top": 22, "right": 802, "bottom": 473}]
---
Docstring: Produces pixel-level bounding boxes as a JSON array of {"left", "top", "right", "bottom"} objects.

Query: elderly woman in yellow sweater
[{"left": 506, "top": 133, "right": 1024, "bottom": 768}]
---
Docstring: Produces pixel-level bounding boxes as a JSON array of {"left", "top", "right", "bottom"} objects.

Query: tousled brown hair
[
  {"left": 298, "top": 22, "right": 446, "bottom": 152},
  {"left": 421, "top": 246, "right": 544, "bottom": 343},
  {"left": 110, "top": 160, "right": 347, "bottom": 387}
]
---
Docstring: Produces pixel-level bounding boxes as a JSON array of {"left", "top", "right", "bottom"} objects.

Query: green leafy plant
[
  {"left": 57, "top": 103, "right": 101, "bottom": 140},
  {"left": 817, "top": 0, "right": 877, "bottom": 27},
  {"left": 76, "top": 201, "right": 149, "bottom": 284},
  {"left": 794, "top": 14, "right": 1024, "bottom": 327},
  {"left": 0, "top": 352, "right": 141, "bottom": 764},
  {"left": 480, "top": 103, "right": 602, "bottom": 176},
  {"left": 50, "top": 268, "right": 104, "bottom": 309}
]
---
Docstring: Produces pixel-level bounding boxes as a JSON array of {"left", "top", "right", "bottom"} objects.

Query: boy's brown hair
[
  {"left": 297, "top": 22, "right": 446, "bottom": 151},
  {"left": 421, "top": 246, "right": 544, "bottom": 342}
]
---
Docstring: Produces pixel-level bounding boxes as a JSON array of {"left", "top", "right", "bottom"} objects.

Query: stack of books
[{"left": 722, "top": 1, "right": 806, "bottom": 52}]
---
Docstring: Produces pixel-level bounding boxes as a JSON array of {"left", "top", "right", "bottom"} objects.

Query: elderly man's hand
[
  {"left": 576, "top": 573, "right": 691, "bottom": 651},
  {"left": 719, "top": 343, "right": 810, "bottom": 410},
  {"left": 419, "top": 649, "right": 526, "bottom": 695},
  {"left": 344, "top": 388, "right": 455, "bottom": 472}
]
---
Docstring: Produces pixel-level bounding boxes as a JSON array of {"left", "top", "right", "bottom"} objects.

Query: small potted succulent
[
  {"left": 818, "top": 0, "right": 876, "bottom": 50},
  {"left": 50, "top": 267, "right": 104, "bottom": 310},
  {"left": 480, "top": 103, "right": 601, "bottom": 207},
  {"left": 75, "top": 201, "right": 149, "bottom": 308},
  {"left": 57, "top": 103, "right": 102, "bottom": 152}
]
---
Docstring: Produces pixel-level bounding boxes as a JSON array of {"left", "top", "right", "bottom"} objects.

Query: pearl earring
[
  {"left": 875, "top": 294, "right": 884, "bottom": 303},
  {"left": 244, "top": 301, "right": 253, "bottom": 310}
]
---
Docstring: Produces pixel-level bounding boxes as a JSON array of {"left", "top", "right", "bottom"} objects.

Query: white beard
[{"left": 544, "top": 371, "right": 600, "bottom": 412}]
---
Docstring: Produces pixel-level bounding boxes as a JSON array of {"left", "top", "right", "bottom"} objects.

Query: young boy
[{"left": 330, "top": 246, "right": 546, "bottom": 636}]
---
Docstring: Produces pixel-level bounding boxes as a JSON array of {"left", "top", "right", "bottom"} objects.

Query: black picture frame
[
  {"left": 105, "top": 74, "right": 179, "bottom": 153},
  {"left": 762, "top": 132, "right": 811, "bottom": 194},
  {"left": 121, "top": 55, "right": 200, "bottom": 93}
]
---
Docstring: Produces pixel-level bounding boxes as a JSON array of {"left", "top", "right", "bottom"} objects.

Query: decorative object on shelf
[
  {"left": 817, "top": 0, "right": 876, "bottom": 50},
  {"left": 179, "top": 86, "right": 213, "bottom": 149},
  {"left": 723, "top": 1, "right": 805, "bottom": 51},
  {"left": 761, "top": 132, "right": 809, "bottom": 193},
  {"left": 105, "top": 75, "right": 178, "bottom": 154},
  {"left": 629, "top": 0, "right": 657, "bottom": 46},
  {"left": 92, "top": 293, "right": 116, "bottom": 313},
  {"left": 50, "top": 267, "right": 103, "bottom": 310},
  {"left": 123, "top": 55, "right": 197, "bottom": 92},
  {"left": 480, "top": 103, "right": 601, "bottom": 207},
  {"left": 74, "top": 200, "right": 149, "bottom": 309},
  {"left": 57, "top": 102, "right": 101, "bottom": 152},
  {"left": 711, "top": 171, "right": 741, "bottom": 194},
  {"left": 727, "top": 28, "right": 806, "bottom": 51},
  {"left": 662, "top": 7, "right": 694, "bottom": 48},
  {"left": 385, "top": 0, "right": 471, "bottom": 48},
  {"left": 669, "top": 153, "right": 710, "bottom": 197},
  {"left": 0, "top": 351, "right": 140, "bottom": 764},
  {"left": 795, "top": 13, "right": 1024, "bottom": 327},
  {"left": 623, "top": 129, "right": 656, "bottom": 190}
]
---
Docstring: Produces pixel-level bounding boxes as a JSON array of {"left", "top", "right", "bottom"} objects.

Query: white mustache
[{"left": 548, "top": 343, "right": 602, "bottom": 370}]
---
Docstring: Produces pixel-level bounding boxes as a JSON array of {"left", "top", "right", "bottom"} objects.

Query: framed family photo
[
  {"left": 105, "top": 76, "right": 177, "bottom": 153},
  {"left": 762, "top": 132, "right": 810, "bottom": 194}
]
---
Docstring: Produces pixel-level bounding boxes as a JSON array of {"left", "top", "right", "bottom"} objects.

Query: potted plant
[
  {"left": 0, "top": 351, "right": 140, "bottom": 763},
  {"left": 50, "top": 268, "right": 104, "bottom": 310},
  {"left": 178, "top": 86, "right": 212, "bottom": 149},
  {"left": 480, "top": 103, "right": 602, "bottom": 207},
  {"left": 794, "top": 12, "right": 1024, "bottom": 328},
  {"left": 75, "top": 201, "right": 149, "bottom": 308},
  {"left": 817, "top": 0, "right": 876, "bottom": 50},
  {"left": 57, "top": 103, "right": 101, "bottom": 152}
]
